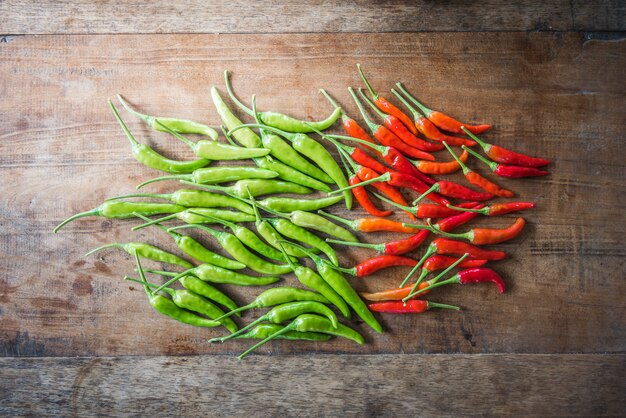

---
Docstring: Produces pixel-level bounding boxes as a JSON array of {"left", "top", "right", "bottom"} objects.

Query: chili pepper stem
[
  {"left": 427, "top": 301, "right": 461, "bottom": 310},
  {"left": 317, "top": 210, "right": 353, "bottom": 228},
  {"left": 149, "top": 267, "right": 195, "bottom": 294},
  {"left": 390, "top": 88, "right": 420, "bottom": 120},
  {"left": 117, "top": 94, "right": 153, "bottom": 125},
  {"left": 328, "top": 172, "right": 391, "bottom": 195},
  {"left": 131, "top": 213, "right": 178, "bottom": 231},
  {"left": 462, "top": 145, "right": 497, "bottom": 171},
  {"left": 357, "top": 64, "right": 379, "bottom": 100},
  {"left": 395, "top": 83, "right": 432, "bottom": 117},
  {"left": 358, "top": 88, "right": 388, "bottom": 119},
  {"left": 220, "top": 125, "right": 238, "bottom": 146},
  {"left": 105, "top": 193, "right": 170, "bottom": 202},
  {"left": 155, "top": 120, "right": 196, "bottom": 148},
  {"left": 108, "top": 100, "right": 140, "bottom": 148},
  {"left": 412, "top": 184, "right": 439, "bottom": 205},
  {"left": 125, "top": 276, "right": 175, "bottom": 296},
  {"left": 461, "top": 127, "right": 489, "bottom": 148},
  {"left": 328, "top": 133, "right": 386, "bottom": 154},
  {"left": 403, "top": 254, "right": 469, "bottom": 302},
  {"left": 136, "top": 175, "right": 189, "bottom": 189},
  {"left": 210, "top": 316, "right": 265, "bottom": 343},
  {"left": 326, "top": 238, "right": 379, "bottom": 250},
  {"left": 348, "top": 87, "right": 378, "bottom": 133},
  {"left": 214, "top": 303, "right": 255, "bottom": 322},
  {"left": 442, "top": 141, "right": 471, "bottom": 175},
  {"left": 53, "top": 209, "right": 100, "bottom": 233},
  {"left": 229, "top": 123, "right": 291, "bottom": 140},
  {"left": 223, "top": 70, "right": 255, "bottom": 116},
  {"left": 445, "top": 204, "right": 488, "bottom": 215},
  {"left": 238, "top": 326, "right": 293, "bottom": 359},
  {"left": 371, "top": 191, "right": 413, "bottom": 213},
  {"left": 84, "top": 242, "right": 124, "bottom": 257},
  {"left": 134, "top": 252, "right": 152, "bottom": 296},
  {"left": 398, "top": 250, "right": 433, "bottom": 288}
]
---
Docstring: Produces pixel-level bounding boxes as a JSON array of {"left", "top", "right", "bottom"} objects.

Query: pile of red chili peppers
[{"left": 55, "top": 65, "right": 549, "bottom": 355}]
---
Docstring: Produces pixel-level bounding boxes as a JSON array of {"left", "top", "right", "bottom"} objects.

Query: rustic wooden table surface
[{"left": 1, "top": 1, "right": 625, "bottom": 416}]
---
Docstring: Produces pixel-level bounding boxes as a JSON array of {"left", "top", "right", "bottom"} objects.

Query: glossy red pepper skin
[
  {"left": 488, "top": 202, "right": 534, "bottom": 216},
  {"left": 427, "top": 112, "right": 491, "bottom": 135},
  {"left": 432, "top": 238, "right": 507, "bottom": 260},
  {"left": 374, "top": 125, "right": 434, "bottom": 161},
  {"left": 362, "top": 282, "right": 431, "bottom": 302},
  {"left": 384, "top": 230, "right": 430, "bottom": 255},
  {"left": 383, "top": 114, "right": 443, "bottom": 152},
  {"left": 494, "top": 165, "right": 549, "bottom": 178},
  {"left": 384, "top": 148, "right": 436, "bottom": 185},
  {"left": 375, "top": 97, "right": 419, "bottom": 135},
  {"left": 369, "top": 299, "right": 430, "bottom": 313},
  {"left": 437, "top": 181, "right": 493, "bottom": 201},
  {"left": 465, "top": 171, "right": 514, "bottom": 198},
  {"left": 469, "top": 218, "right": 525, "bottom": 245},
  {"left": 424, "top": 255, "right": 488, "bottom": 272},
  {"left": 342, "top": 115, "right": 376, "bottom": 145},
  {"left": 349, "top": 175, "right": 392, "bottom": 217},
  {"left": 414, "top": 115, "right": 477, "bottom": 147},
  {"left": 487, "top": 146, "right": 550, "bottom": 167},
  {"left": 388, "top": 173, "right": 450, "bottom": 206},
  {"left": 357, "top": 166, "right": 415, "bottom": 220},
  {"left": 354, "top": 255, "right": 417, "bottom": 277},
  {"left": 351, "top": 147, "right": 388, "bottom": 174},
  {"left": 457, "top": 268, "right": 505, "bottom": 293},
  {"left": 437, "top": 204, "right": 485, "bottom": 232},
  {"left": 416, "top": 150, "right": 468, "bottom": 175},
  {"left": 416, "top": 202, "right": 478, "bottom": 219}
]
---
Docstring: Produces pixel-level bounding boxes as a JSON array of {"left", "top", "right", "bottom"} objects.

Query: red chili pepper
[
  {"left": 462, "top": 127, "right": 550, "bottom": 167},
  {"left": 332, "top": 169, "right": 450, "bottom": 207},
  {"left": 318, "top": 210, "right": 424, "bottom": 234},
  {"left": 392, "top": 87, "right": 477, "bottom": 147},
  {"left": 447, "top": 201, "right": 534, "bottom": 216},
  {"left": 394, "top": 83, "right": 491, "bottom": 135},
  {"left": 358, "top": 88, "right": 443, "bottom": 152},
  {"left": 463, "top": 146, "right": 549, "bottom": 178},
  {"left": 430, "top": 238, "right": 507, "bottom": 260},
  {"left": 357, "top": 64, "right": 419, "bottom": 136},
  {"left": 410, "top": 268, "right": 506, "bottom": 298},
  {"left": 437, "top": 217, "right": 526, "bottom": 245},
  {"left": 434, "top": 203, "right": 485, "bottom": 232},
  {"left": 320, "top": 89, "right": 378, "bottom": 146},
  {"left": 368, "top": 300, "right": 460, "bottom": 314},
  {"left": 334, "top": 255, "right": 418, "bottom": 278},
  {"left": 443, "top": 142, "right": 514, "bottom": 197},
  {"left": 356, "top": 166, "right": 416, "bottom": 220},
  {"left": 348, "top": 87, "right": 435, "bottom": 161},
  {"left": 413, "top": 181, "right": 493, "bottom": 204},
  {"left": 348, "top": 175, "right": 392, "bottom": 217},
  {"left": 415, "top": 150, "right": 468, "bottom": 175},
  {"left": 361, "top": 257, "right": 488, "bottom": 301}
]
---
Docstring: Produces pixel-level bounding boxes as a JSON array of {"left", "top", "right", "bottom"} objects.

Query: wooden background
[{"left": 1, "top": 1, "right": 624, "bottom": 416}]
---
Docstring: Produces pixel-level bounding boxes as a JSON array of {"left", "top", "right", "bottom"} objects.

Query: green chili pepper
[
  {"left": 167, "top": 217, "right": 292, "bottom": 275},
  {"left": 211, "top": 86, "right": 262, "bottom": 148},
  {"left": 186, "top": 179, "right": 312, "bottom": 198},
  {"left": 276, "top": 242, "right": 350, "bottom": 319},
  {"left": 269, "top": 218, "right": 338, "bottom": 266},
  {"left": 289, "top": 242, "right": 382, "bottom": 333},
  {"left": 136, "top": 167, "right": 279, "bottom": 190},
  {"left": 131, "top": 254, "right": 223, "bottom": 329},
  {"left": 126, "top": 275, "right": 239, "bottom": 331},
  {"left": 239, "top": 314, "right": 364, "bottom": 359},
  {"left": 259, "top": 195, "right": 342, "bottom": 213},
  {"left": 109, "top": 100, "right": 209, "bottom": 173},
  {"left": 117, "top": 94, "right": 218, "bottom": 139},
  {"left": 133, "top": 213, "right": 245, "bottom": 270},
  {"left": 225, "top": 70, "right": 341, "bottom": 133},
  {"left": 85, "top": 241, "right": 193, "bottom": 268},
  {"left": 214, "top": 287, "right": 330, "bottom": 321},
  {"left": 234, "top": 323, "right": 332, "bottom": 341},
  {"left": 254, "top": 155, "right": 332, "bottom": 192},
  {"left": 177, "top": 275, "right": 238, "bottom": 313},
  {"left": 171, "top": 213, "right": 289, "bottom": 263},
  {"left": 131, "top": 208, "right": 255, "bottom": 231},
  {"left": 106, "top": 189, "right": 255, "bottom": 215},
  {"left": 290, "top": 211, "right": 358, "bottom": 243},
  {"left": 231, "top": 123, "right": 351, "bottom": 209},
  {"left": 146, "top": 265, "right": 279, "bottom": 287},
  {"left": 54, "top": 201, "right": 185, "bottom": 233},
  {"left": 210, "top": 301, "right": 337, "bottom": 343}
]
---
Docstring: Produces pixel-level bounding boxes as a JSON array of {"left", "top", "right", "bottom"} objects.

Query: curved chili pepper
[
  {"left": 409, "top": 268, "right": 506, "bottom": 299},
  {"left": 320, "top": 89, "right": 377, "bottom": 145},
  {"left": 358, "top": 64, "right": 419, "bottom": 135},
  {"left": 415, "top": 150, "right": 468, "bottom": 175},
  {"left": 391, "top": 86, "right": 477, "bottom": 147},
  {"left": 318, "top": 210, "right": 423, "bottom": 234},
  {"left": 369, "top": 300, "right": 459, "bottom": 314},
  {"left": 358, "top": 88, "right": 443, "bottom": 152},
  {"left": 395, "top": 84, "right": 491, "bottom": 135},
  {"left": 435, "top": 204, "right": 485, "bottom": 232},
  {"left": 412, "top": 180, "right": 493, "bottom": 204},
  {"left": 348, "top": 87, "right": 435, "bottom": 160},
  {"left": 328, "top": 229, "right": 430, "bottom": 256},
  {"left": 463, "top": 146, "right": 549, "bottom": 178},
  {"left": 462, "top": 127, "right": 550, "bottom": 167},
  {"left": 447, "top": 201, "right": 534, "bottom": 216},
  {"left": 334, "top": 255, "right": 418, "bottom": 278},
  {"left": 436, "top": 217, "right": 526, "bottom": 245},
  {"left": 356, "top": 165, "right": 416, "bottom": 220},
  {"left": 350, "top": 175, "right": 393, "bottom": 217},
  {"left": 443, "top": 142, "right": 514, "bottom": 197},
  {"left": 431, "top": 238, "right": 507, "bottom": 260}
]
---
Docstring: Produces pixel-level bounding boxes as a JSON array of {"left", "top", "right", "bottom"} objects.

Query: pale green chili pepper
[
  {"left": 135, "top": 167, "right": 279, "bottom": 190},
  {"left": 234, "top": 323, "right": 332, "bottom": 341},
  {"left": 85, "top": 242, "right": 192, "bottom": 268},
  {"left": 131, "top": 208, "right": 255, "bottom": 231}
]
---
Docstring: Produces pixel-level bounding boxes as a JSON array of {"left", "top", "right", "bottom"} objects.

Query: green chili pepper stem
[
  {"left": 224, "top": 70, "right": 255, "bottom": 116},
  {"left": 371, "top": 191, "right": 414, "bottom": 213},
  {"left": 209, "top": 315, "right": 267, "bottom": 343},
  {"left": 395, "top": 83, "right": 432, "bottom": 117},
  {"left": 403, "top": 253, "right": 469, "bottom": 301},
  {"left": 230, "top": 123, "right": 294, "bottom": 141},
  {"left": 460, "top": 126, "right": 489, "bottom": 148},
  {"left": 214, "top": 303, "right": 256, "bottom": 322},
  {"left": 183, "top": 182, "right": 230, "bottom": 193},
  {"left": 348, "top": 87, "right": 379, "bottom": 133},
  {"left": 220, "top": 125, "right": 238, "bottom": 146},
  {"left": 281, "top": 240, "right": 351, "bottom": 276},
  {"left": 443, "top": 141, "right": 471, "bottom": 175},
  {"left": 131, "top": 213, "right": 178, "bottom": 231},
  {"left": 390, "top": 88, "right": 421, "bottom": 121},
  {"left": 276, "top": 241, "right": 299, "bottom": 270},
  {"left": 422, "top": 218, "right": 466, "bottom": 239},
  {"left": 84, "top": 242, "right": 124, "bottom": 257},
  {"left": 117, "top": 94, "right": 154, "bottom": 125},
  {"left": 108, "top": 99, "right": 140, "bottom": 148},
  {"left": 398, "top": 250, "right": 433, "bottom": 288},
  {"left": 411, "top": 184, "right": 440, "bottom": 205},
  {"left": 317, "top": 210, "right": 354, "bottom": 229},
  {"left": 427, "top": 301, "right": 461, "bottom": 310},
  {"left": 156, "top": 120, "right": 197, "bottom": 149},
  {"left": 124, "top": 276, "right": 175, "bottom": 295},
  {"left": 325, "top": 238, "right": 380, "bottom": 250},
  {"left": 328, "top": 172, "right": 391, "bottom": 195},
  {"left": 53, "top": 209, "right": 100, "bottom": 233},
  {"left": 238, "top": 326, "right": 293, "bottom": 359},
  {"left": 134, "top": 252, "right": 152, "bottom": 296},
  {"left": 136, "top": 175, "right": 190, "bottom": 189},
  {"left": 462, "top": 145, "right": 498, "bottom": 171},
  {"left": 319, "top": 89, "right": 350, "bottom": 124},
  {"left": 150, "top": 267, "right": 195, "bottom": 294},
  {"left": 358, "top": 88, "right": 387, "bottom": 120},
  {"left": 357, "top": 64, "right": 379, "bottom": 101},
  {"left": 313, "top": 130, "right": 353, "bottom": 156},
  {"left": 328, "top": 133, "right": 387, "bottom": 154},
  {"left": 337, "top": 147, "right": 356, "bottom": 177},
  {"left": 445, "top": 204, "right": 489, "bottom": 215},
  {"left": 105, "top": 193, "right": 172, "bottom": 202}
]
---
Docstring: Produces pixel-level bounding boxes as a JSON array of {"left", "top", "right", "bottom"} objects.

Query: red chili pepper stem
[
  {"left": 460, "top": 127, "right": 492, "bottom": 152},
  {"left": 402, "top": 253, "right": 469, "bottom": 302},
  {"left": 442, "top": 141, "right": 472, "bottom": 176},
  {"left": 398, "top": 250, "right": 433, "bottom": 288},
  {"left": 328, "top": 172, "right": 391, "bottom": 195},
  {"left": 369, "top": 299, "right": 460, "bottom": 314},
  {"left": 412, "top": 183, "right": 440, "bottom": 205},
  {"left": 358, "top": 87, "right": 391, "bottom": 120},
  {"left": 319, "top": 89, "right": 350, "bottom": 124},
  {"left": 326, "top": 238, "right": 384, "bottom": 252},
  {"left": 348, "top": 86, "right": 382, "bottom": 134},
  {"left": 317, "top": 210, "right": 357, "bottom": 229},
  {"left": 462, "top": 145, "right": 500, "bottom": 171},
  {"left": 445, "top": 204, "right": 489, "bottom": 214},
  {"left": 426, "top": 302, "right": 461, "bottom": 310},
  {"left": 390, "top": 87, "right": 422, "bottom": 123},
  {"left": 357, "top": 63, "right": 380, "bottom": 100},
  {"left": 370, "top": 192, "right": 428, "bottom": 219}
]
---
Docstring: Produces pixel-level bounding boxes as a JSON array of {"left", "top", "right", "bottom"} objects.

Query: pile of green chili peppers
[{"left": 54, "top": 70, "right": 383, "bottom": 358}]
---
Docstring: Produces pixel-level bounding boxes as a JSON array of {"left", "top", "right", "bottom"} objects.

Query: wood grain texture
[
  {"left": 1, "top": 32, "right": 625, "bottom": 357},
  {"left": 1, "top": 354, "right": 624, "bottom": 417},
  {"left": 1, "top": 0, "right": 625, "bottom": 34}
]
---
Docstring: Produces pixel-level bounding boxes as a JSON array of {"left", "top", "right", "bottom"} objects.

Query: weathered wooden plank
[
  {"left": 1, "top": 354, "right": 624, "bottom": 417},
  {"left": 0, "top": 33, "right": 625, "bottom": 357},
  {"left": 1, "top": 0, "right": 624, "bottom": 35}
]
